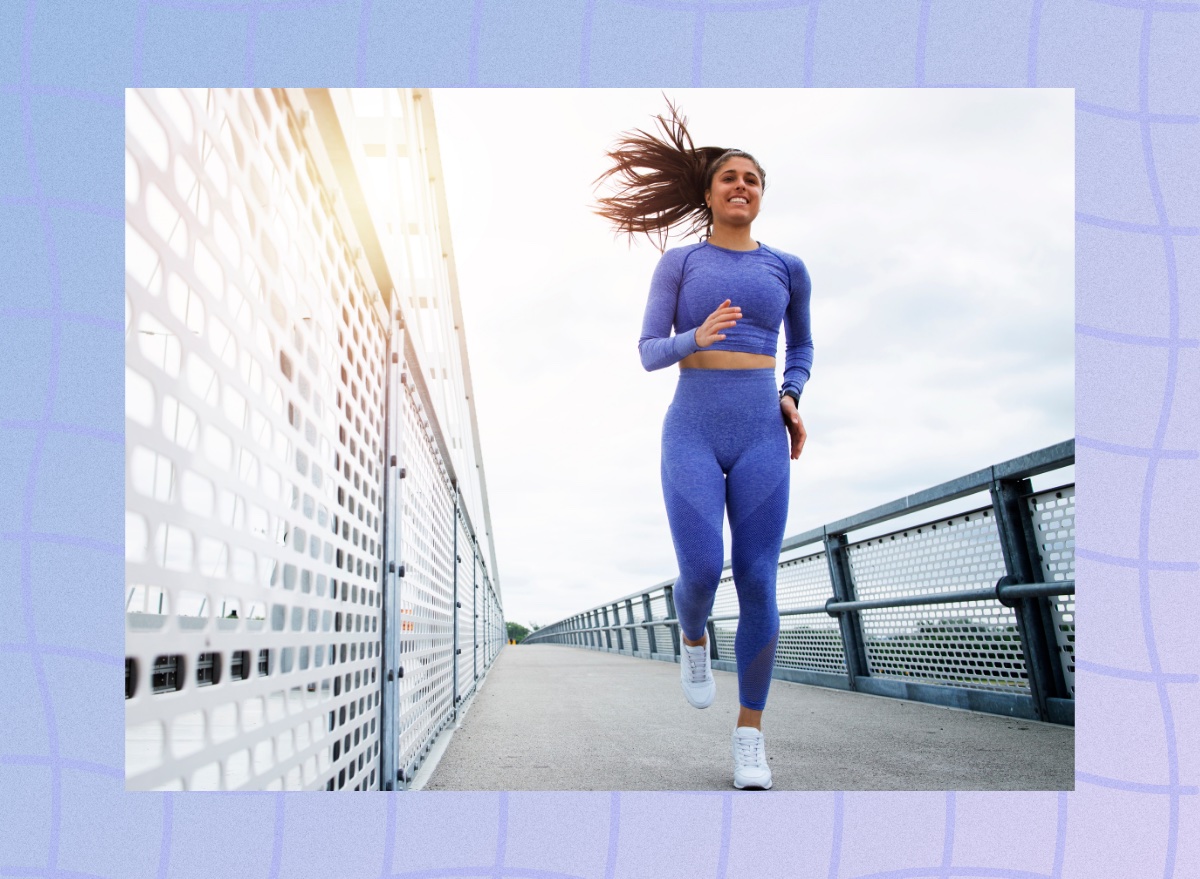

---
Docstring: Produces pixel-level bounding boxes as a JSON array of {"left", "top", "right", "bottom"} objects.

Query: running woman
[{"left": 595, "top": 102, "right": 813, "bottom": 790}]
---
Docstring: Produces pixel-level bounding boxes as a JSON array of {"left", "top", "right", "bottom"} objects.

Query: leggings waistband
[{"left": 676, "top": 367, "right": 776, "bottom": 386}]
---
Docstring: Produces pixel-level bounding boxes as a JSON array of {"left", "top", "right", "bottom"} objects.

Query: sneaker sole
[{"left": 733, "top": 778, "right": 773, "bottom": 790}]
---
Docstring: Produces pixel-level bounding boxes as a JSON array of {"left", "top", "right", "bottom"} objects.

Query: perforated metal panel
[
  {"left": 776, "top": 550, "right": 845, "bottom": 675},
  {"left": 126, "top": 88, "right": 386, "bottom": 790},
  {"left": 701, "top": 547, "right": 844, "bottom": 674},
  {"left": 1029, "top": 486, "right": 1075, "bottom": 697},
  {"left": 648, "top": 593, "right": 672, "bottom": 655},
  {"left": 455, "top": 514, "right": 476, "bottom": 702},
  {"left": 709, "top": 575, "right": 738, "bottom": 660},
  {"left": 848, "top": 509, "right": 1027, "bottom": 692},
  {"left": 127, "top": 88, "right": 503, "bottom": 791},
  {"left": 393, "top": 365, "right": 455, "bottom": 774},
  {"left": 474, "top": 554, "right": 486, "bottom": 665}
]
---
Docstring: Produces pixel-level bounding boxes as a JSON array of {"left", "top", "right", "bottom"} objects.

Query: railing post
[
  {"left": 641, "top": 593, "right": 657, "bottom": 656},
  {"left": 379, "top": 320, "right": 405, "bottom": 790},
  {"left": 451, "top": 484, "right": 460, "bottom": 722},
  {"left": 625, "top": 598, "right": 638, "bottom": 654},
  {"left": 824, "top": 532, "right": 870, "bottom": 690},
  {"left": 990, "top": 477, "right": 1066, "bottom": 721},
  {"left": 663, "top": 584, "right": 681, "bottom": 657},
  {"left": 473, "top": 543, "right": 478, "bottom": 682},
  {"left": 613, "top": 603, "right": 624, "bottom": 651}
]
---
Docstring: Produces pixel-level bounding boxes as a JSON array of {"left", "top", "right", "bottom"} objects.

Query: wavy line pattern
[{"left": 0, "top": 1, "right": 1196, "bottom": 878}]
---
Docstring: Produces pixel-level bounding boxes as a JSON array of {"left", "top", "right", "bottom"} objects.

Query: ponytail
[{"left": 593, "top": 100, "right": 765, "bottom": 250}]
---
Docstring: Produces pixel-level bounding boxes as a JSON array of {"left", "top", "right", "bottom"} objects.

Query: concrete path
[{"left": 425, "top": 645, "right": 1074, "bottom": 791}]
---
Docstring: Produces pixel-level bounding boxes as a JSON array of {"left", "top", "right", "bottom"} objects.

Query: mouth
[{"left": 729, "top": 197, "right": 749, "bottom": 205}]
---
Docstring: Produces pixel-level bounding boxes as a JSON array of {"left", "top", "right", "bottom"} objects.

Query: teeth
[{"left": 730, "top": 198, "right": 748, "bottom": 204}]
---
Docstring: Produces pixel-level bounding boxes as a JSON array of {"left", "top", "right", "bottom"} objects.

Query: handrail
[
  {"left": 532, "top": 579, "right": 1076, "bottom": 636},
  {"left": 525, "top": 440, "right": 1076, "bottom": 726}
]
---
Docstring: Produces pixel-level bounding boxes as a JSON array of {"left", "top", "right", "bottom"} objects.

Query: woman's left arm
[{"left": 780, "top": 255, "right": 813, "bottom": 460}]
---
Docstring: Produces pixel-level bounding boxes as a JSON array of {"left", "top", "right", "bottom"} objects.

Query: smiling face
[{"left": 704, "top": 156, "right": 764, "bottom": 231}]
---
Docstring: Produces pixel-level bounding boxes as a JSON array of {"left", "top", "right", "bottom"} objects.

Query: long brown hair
[{"left": 593, "top": 99, "right": 766, "bottom": 251}]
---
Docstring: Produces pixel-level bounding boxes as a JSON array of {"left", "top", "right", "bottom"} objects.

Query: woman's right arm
[
  {"left": 638, "top": 249, "right": 700, "bottom": 371},
  {"left": 638, "top": 249, "right": 743, "bottom": 370}
]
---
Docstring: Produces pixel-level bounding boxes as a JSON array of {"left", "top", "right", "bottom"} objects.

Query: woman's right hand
[{"left": 694, "top": 299, "right": 741, "bottom": 348}]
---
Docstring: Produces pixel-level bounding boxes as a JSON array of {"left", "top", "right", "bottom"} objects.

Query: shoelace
[
  {"left": 685, "top": 647, "right": 708, "bottom": 683},
  {"left": 734, "top": 732, "right": 764, "bottom": 767}
]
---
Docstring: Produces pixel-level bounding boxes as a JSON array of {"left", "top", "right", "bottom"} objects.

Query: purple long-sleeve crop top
[{"left": 638, "top": 240, "right": 814, "bottom": 398}]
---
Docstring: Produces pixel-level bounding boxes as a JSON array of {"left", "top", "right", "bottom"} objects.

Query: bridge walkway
[{"left": 424, "top": 645, "right": 1073, "bottom": 791}]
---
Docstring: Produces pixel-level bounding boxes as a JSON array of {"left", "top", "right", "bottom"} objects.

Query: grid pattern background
[
  {"left": 125, "top": 88, "right": 387, "bottom": 790},
  {"left": 5, "top": 1, "right": 1194, "bottom": 874}
]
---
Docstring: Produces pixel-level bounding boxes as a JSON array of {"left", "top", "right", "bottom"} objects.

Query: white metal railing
[{"left": 125, "top": 88, "right": 503, "bottom": 791}]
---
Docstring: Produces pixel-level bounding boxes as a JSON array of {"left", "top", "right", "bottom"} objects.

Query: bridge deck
[{"left": 425, "top": 645, "right": 1073, "bottom": 791}]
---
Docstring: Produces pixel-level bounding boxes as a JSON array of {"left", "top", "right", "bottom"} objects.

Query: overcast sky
[{"left": 430, "top": 88, "right": 1074, "bottom": 628}]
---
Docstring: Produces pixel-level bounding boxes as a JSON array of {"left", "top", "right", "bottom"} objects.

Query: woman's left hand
[{"left": 781, "top": 397, "right": 806, "bottom": 460}]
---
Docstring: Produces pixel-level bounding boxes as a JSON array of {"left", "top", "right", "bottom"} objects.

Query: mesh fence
[
  {"left": 776, "top": 550, "right": 845, "bottom": 675},
  {"left": 126, "top": 88, "right": 501, "bottom": 791},
  {"left": 528, "top": 456, "right": 1074, "bottom": 718},
  {"left": 848, "top": 509, "right": 1027, "bottom": 692},
  {"left": 126, "top": 87, "right": 387, "bottom": 791},
  {"left": 1029, "top": 486, "right": 1075, "bottom": 697}
]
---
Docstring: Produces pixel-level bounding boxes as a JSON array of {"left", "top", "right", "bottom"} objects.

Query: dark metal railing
[{"left": 525, "top": 440, "right": 1076, "bottom": 725}]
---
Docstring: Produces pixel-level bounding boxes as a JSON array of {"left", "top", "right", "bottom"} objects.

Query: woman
[{"left": 595, "top": 102, "right": 812, "bottom": 790}]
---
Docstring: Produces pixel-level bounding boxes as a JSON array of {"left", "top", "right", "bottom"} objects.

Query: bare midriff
[{"left": 679, "top": 350, "right": 776, "bottom": 370}]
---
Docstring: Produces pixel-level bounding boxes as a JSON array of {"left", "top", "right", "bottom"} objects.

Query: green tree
[{"left": 506, "top": 621, "right": 531, "bottom": 643}]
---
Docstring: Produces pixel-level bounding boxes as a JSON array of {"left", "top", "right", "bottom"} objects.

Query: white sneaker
[
  {"left": 731, "top": 727, "right": 773, "bottom": 790},
  {"left": 679, "top": 642, "right": 715, "bottom": 708}
]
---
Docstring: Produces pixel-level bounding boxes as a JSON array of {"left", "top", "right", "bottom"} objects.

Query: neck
[{"left": 707, "top": 224, "right": 757, "bottom": 251}]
